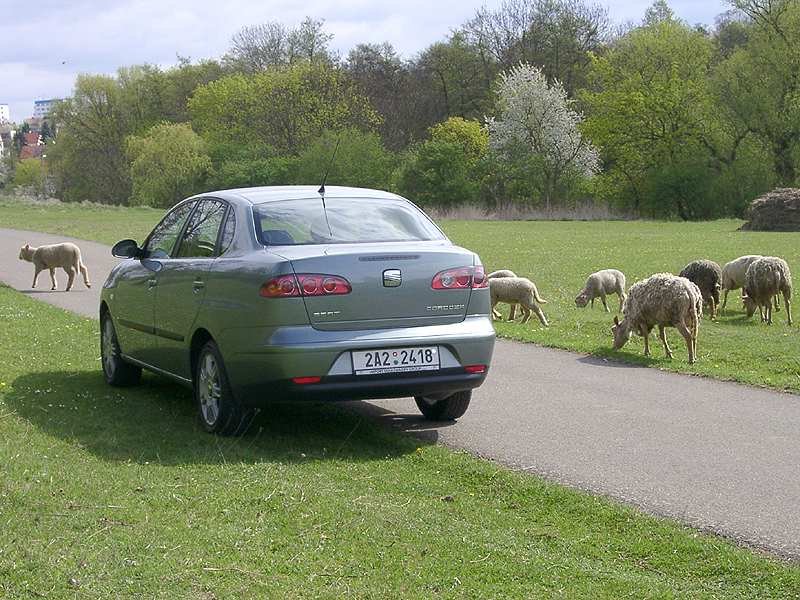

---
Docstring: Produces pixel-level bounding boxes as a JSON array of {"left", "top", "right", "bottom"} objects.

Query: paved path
[{"left": 2, "top": 228, "right": 800, "bottom": 558}]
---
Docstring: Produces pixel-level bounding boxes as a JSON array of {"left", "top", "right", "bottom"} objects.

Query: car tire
[
  {"left": 414, "top": 390, "right": 472, "bottom": 421},
  {"left": 194, "top": 341, "right": 253, "bottom": 436},
  {"left": 100, "top": 313, "right": 142, "bottom": 387}
]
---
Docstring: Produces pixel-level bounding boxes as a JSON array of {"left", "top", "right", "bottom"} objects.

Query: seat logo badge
[{"left": 383, "top": 269, "right": 402, "bottom": 287}]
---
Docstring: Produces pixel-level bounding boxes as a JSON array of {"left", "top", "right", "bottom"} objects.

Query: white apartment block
[{"left": 33, "top": 99, "right": 60, "bottom": 119}]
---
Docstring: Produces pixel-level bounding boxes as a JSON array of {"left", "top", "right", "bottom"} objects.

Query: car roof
[{"left": 199, "top": 185, "right": 406, "bottom": 205}]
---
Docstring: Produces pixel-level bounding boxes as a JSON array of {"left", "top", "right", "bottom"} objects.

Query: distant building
[
  {"left": 0, "top": 124, "right": 16, "bottom": 157},
  {"left": 33, "top": 99, "right": 60, "bottom": 119},
  {"left": 0, "top": 104, "right": 10, "bottom": 123}
]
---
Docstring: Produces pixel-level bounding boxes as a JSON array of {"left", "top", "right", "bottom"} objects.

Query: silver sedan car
[{"left": 100, "top": 186, "right": 495, "bottom": 434}]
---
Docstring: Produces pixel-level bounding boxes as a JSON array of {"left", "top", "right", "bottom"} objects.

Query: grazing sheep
[
  {"left": 611, "top": 273, "right": 703, "bottom": 364},
  {"left": 575, "top": 269, "right": 627, "bottom": 313},
  {"left": 489, "top": 277, "right": 548, "bottom": 327},
  {"left": 720, "top": 255, "right": 779, "bottom": 312},
  {"left": 742, "top": 257, "right": 792, "bottom": 325},
  {"left": 487, "top": 269, "right": 518, "bottom": 320},
  {"left": 18, "top": 242, "right": 92, "bottom": 291},
  {"left": 679, "top": 260, "right": 722, "bottom": 320}
]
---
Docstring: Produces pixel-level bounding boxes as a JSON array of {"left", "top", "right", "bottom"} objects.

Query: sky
[{"left": 0, "top": 0, "right": 730, "bottom": 123}]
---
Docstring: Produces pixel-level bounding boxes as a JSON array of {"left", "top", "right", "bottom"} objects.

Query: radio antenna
[{"left": 318, "top": 137, "right": 341, "bottom": 196}]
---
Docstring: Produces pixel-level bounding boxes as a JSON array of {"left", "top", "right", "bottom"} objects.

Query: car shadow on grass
[{"left": 5, "top": 369, "right": 430, "bottom": 465}]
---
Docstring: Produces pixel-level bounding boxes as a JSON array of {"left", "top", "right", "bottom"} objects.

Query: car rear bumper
[{"left": 221, "top": 315, "right": 495, "bottom": 404}]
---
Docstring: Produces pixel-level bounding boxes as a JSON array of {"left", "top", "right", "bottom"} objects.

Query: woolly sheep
[
  {"left": 489, "top": 277, "right": 548, "bottom": 327},
  {"left": 574, "top": 269, "right": 626, "bottom": 313},
  {"left": 487, "top": 269, "right": 518, "bottom": 320},
  {"left": 679, "top": 260, "right": 722, "bottom": 320},
  {"left": 720, "top": 255, "right": 780, "bottom": 312},
  {"left": 742, "top": 256, "right": 792, "bottom": 325},
  {"left": 18, "top": 242, "right": 92, "bottom": 291},
  {"left": 611, "top": 273, "right": 703, "bottom": 364}
]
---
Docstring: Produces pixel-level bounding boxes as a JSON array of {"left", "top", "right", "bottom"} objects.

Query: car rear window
[{"left": 253, "top": 197, "right": 446, "bottom": 245}]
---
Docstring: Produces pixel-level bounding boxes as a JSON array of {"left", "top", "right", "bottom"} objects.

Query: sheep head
[
  {"left": 611, "top": 315, "right": 633, "bottom": 350},
  {"left": 742, "top": 293, "right": 757, "bottom": 318},
  {"left": 575, "top": 291, "right": 590, "bottom": 308},
  {"left": 18, "top": 244, "right": 31, "bottom": 261}
]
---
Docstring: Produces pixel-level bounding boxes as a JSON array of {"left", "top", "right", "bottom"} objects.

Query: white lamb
[
  {"left": 575, "top": 269, "right": 627, "bottom": 313},
  {"left": 487, "top": 269, "right": 518, "bottom": 319},
  {"left": 611, "top": 273, "right": 703, "bottom": 364},
  {"left": 18, "top": 242, "right": 92, "bottom": 291},
  {"left": 720, "top": 255, "right": 778, "bottom": 313},
  {"left": 489, "top": 277, "right": 548, "bottom": 327}
]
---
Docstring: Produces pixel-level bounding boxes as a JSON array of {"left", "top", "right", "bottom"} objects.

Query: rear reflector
[
  {"left": 464, "top": 364, "right": 487, "bottom": 374},
  {"left": 292, "top": 376, "right": 322, "bottom": 385},
  {"left": 432, "top": 266, "right": 489, "bottom": 290},
  {"left": 260, "top": 274, "right": 352, "bottom": 298}
]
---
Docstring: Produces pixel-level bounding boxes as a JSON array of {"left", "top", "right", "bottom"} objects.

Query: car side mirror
[{"left": 112, "top": 239, "right": 142, "bottom": 259}]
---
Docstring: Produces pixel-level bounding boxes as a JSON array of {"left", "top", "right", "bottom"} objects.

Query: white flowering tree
[{"left": 487, "top": 63, "right": 600, "bottom": 209}]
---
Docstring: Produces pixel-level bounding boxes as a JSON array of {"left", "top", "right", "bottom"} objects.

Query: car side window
[
  {"left": 219, "top": 207, "right": 236, "bottom": 255},
  {"left": 175, "top": 199, "right": 227, "bottom": 258},
  {"left": 144, "top": 201, "right": 195, "bottom": 259}
]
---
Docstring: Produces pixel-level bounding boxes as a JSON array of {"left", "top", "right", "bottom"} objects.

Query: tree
[
  {"left": 293, "top": 129, "right": 395, "bottom": 190},
  {"left": 189, "top": 63, "right": 379, "bottom": 157},
  {"left": 488, "top": 63, "right": 599, "bottom": 209},
  {"left": 126, "top": 123, "right": 211, "bottom": 208},
  {"left": 12, "top": 159, "right": 47, "bottom": 196},
  {"left": 225, "top": 17, "right": 334, "bottom": 72},
  {"left": 394, "top": 117, "right": 489, "bottom": 208},
  {"left": 715, "top": 0, "right": 800, "bottom": 185},
  {"left": 47, "top": 75, "right": 132, "bottom": 204},
  {"left": 463, "top": 0, "right": 610, "bottom": 94}
]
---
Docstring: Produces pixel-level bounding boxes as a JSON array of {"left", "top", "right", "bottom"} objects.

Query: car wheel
[
  {"left": 100, "top": 313, "right": 141, "bottom": 386},
  {"left": 414, "top": 390, "right": 472, "bottom": 421},
  {"left": 195, "top": 341, "right": 253, "bottom": 436}
]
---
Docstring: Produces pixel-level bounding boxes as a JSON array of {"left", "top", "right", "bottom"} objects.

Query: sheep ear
[
  {"left": 24, "top": 243, "right": 30, "bottom": 250},
  {"left": 613, "top": 315, "right": 619, "bottom": 326}
]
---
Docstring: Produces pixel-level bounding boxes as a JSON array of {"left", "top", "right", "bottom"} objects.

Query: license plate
[{"left": 352, "top": 346, "right": 439, "bottom": 375}]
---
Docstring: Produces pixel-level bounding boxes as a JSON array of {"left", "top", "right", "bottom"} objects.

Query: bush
[
  {"left": 12, "top": 159, "right": 47, "bottom": 196},
  {"left": 126, "top": 123, "right": 211, "bottom": 208},
  {"left": 393, "top": 117, "right": 487, "bottom": 207}
]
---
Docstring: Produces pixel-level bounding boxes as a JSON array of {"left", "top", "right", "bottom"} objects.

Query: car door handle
[
  {"left": 147, "top": 278, "right": 158, "bottom": 290},
  {"left": 192, "top": 280, "right": 205, "bottom": 293}
]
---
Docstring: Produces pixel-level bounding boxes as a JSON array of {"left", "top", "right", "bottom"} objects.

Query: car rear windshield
[{"left": 253, "top": 197, "right": 446, "bottom": 245}]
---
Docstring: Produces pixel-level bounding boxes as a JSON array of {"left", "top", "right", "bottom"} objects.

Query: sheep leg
[
  {"left": 766, "top": 302, "right": 772, "bottom": 325},
  {"left": 641, "top": 325, "right": 651, "bottom": 357},
  {"left": 65, "top": 267, "right": 75, "bottom": 291},
  {"left": 675, "top": 322, "right": 695, "bottom": 364},
  {"left": 519, "top": 305, "right": 532, "bottom": 324},
  {"left": 491, "top": 302, "right": 502, "bottom": 321},
  {"left": 709, "top": 296, "right": 717, "bottom": 320},
  {"left": 658, "top": 325, "right": 673, "bottom": 358},
  {"left": 508, "top": 304, "right": 517, "bottom": 321},
  {"left": 721, "top": 288, "right": 728, "bottom": 312},
  {"left": 600, "top": 293, "right": 609, "bottom": 313},
  {"left": 784, "top": 293, "right": 792, "bottom": 326},
  {"left": 32, "top": 267, "right": 41, "bottom": 288},
  {"left": 49, "top": 269, "right": 57, "bottom": 291},
  {"left": 618, "top": 292, "right": 625, "bottom": 313},
  {"left": 80, "top": 262, "right": 92, "bottom": 288},
  {"left": 590, "top": 297, "right": 595, "bottom": 308},
  {"left": 773, "top": 294, "right": 780, "bottom": 312},
  {"left": 530, "top": 303, "right": 548, "bottom": 327}
]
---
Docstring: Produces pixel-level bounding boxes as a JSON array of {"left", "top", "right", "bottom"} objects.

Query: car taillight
[
  {"left": 464, "top": 364, "right": 487, "bottom": 374},
  {"left": 432, "top": 266, "right": 488, "bottom": 290},
  {"left": 260, "top": 274, "right": 351, "bottom": 298}
]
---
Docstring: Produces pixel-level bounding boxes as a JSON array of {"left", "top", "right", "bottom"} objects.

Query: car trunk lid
[{"left": 270, "top": 242, "right": 475, "bottom": 331}]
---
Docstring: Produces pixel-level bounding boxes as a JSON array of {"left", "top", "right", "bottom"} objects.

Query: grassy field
[
  {"left": 2, "top": 284, "right": 799, "bottom": 598},
  {"left": 1, "top": 197, "right": 798, "bottom": 392},
  {"left": 447, "top": 220, "right": 800, "bottom": 392}
]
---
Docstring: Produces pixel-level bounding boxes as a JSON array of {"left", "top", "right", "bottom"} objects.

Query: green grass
[
  {"left": 1, "top": 197, "right": 798, "bottom": 391},
  {"left": 0, "top": 197, "right": 161, "bottom": 246},
  {"left": 1, "top": 284, "right": 799, "bottom": 598}
]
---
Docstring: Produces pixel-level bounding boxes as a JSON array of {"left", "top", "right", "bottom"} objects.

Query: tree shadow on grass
[{"left": 5, "top": 370, "right": 430, "bottom": 465}]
